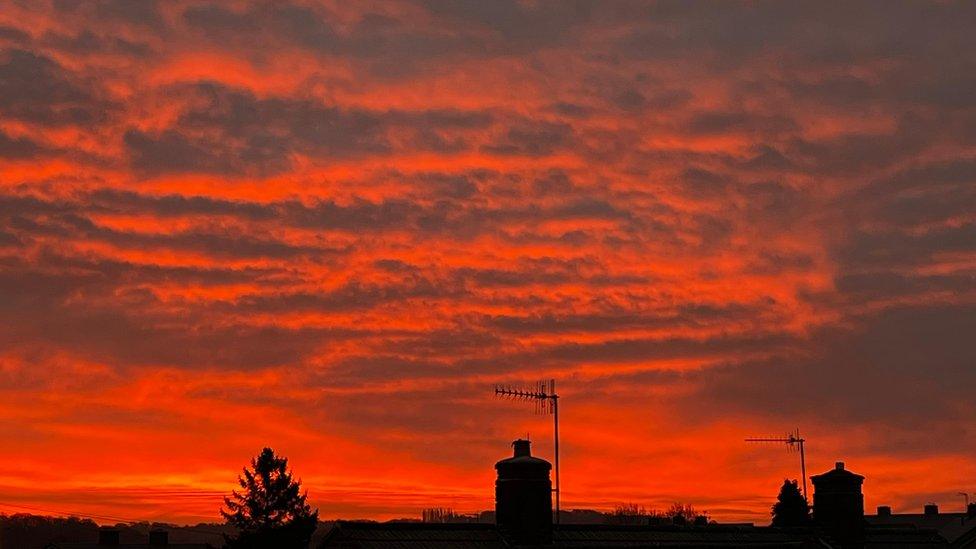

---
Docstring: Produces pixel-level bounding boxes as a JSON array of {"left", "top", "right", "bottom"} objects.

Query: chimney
[
  {"left": 924, "top": 503, "right": 939, "bottom": 516},
  {"left": 495, "top": 439, "right": 553, "bottom": 545},
  {"left": 811, "top": 460, "right": 865, "bottom": 545},
  {"left": 877, "top": 506, "right": 892, "bottom": 517},
  {"left": 98, "top": 527, "right": 120, "bottom": 546},
  {"left": 149, "top": 529, "right": 169, "bottom": 545},
  {"left": 968, "top": 503, "right": 976, "bottom": 519}
]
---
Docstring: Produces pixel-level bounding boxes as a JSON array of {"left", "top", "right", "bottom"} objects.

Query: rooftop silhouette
[{"left": 317, "top": 439, "right": 972, "bottom": 548}]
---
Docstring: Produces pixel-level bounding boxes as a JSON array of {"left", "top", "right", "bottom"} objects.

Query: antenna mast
[
  {"left": 494, "top": 379, "right": 561, "bottom": 524},
  {"left": 745, "top": 429, "right": 808, "bottom": 500}
]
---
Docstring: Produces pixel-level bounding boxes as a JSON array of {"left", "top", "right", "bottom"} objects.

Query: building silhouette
[
  {"left": 811, "top": 461, "right": 865, "bottom": 545},
  {"left": 867, "top": 502, "right": 976, "bottom": 547},
  {"left": 320, "top": 439, "right": 970, "bottom": 548}
]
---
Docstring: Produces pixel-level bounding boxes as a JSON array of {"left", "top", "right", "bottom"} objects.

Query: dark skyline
[{"left": 0, "top": 0, "right": 974, "bottom": 525}]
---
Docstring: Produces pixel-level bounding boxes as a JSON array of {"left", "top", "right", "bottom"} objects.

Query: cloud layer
[{"left": 0, "top": 0, "right": 974, "bottom": 524}]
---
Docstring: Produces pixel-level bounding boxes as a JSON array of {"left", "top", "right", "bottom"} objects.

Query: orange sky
[{"left": 0, "top": 0, "right": 975, "bottom": 526}]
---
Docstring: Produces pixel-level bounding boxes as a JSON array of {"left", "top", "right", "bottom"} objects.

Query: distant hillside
[{"left": 0, "top": 514, "right": 340, "bottom": 548}]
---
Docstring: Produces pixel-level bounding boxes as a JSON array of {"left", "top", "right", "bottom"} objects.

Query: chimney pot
[
  {"left": 877, "top": 506, "right": 892, "bottom": 516},
  {"left": 835, "top": 461, "right": 845, "bottom": 470},
  {"left": 512, "top": 439, "right": 531, "bottom": 457},
  {"left": 967, "top": 503, "right": 976, "bottom": 519},
  {"left": 924, "top": 503, "right": 938, "bottom": 516}
]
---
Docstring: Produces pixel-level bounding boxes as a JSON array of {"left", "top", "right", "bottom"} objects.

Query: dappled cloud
[{"left": 0, "top": 0, "right": 974, "bottom": 524}]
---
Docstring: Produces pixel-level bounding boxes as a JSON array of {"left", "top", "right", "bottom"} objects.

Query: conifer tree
[
  {"left": 771, "top": 479, "right": 811, "bottom": 527},
  {"left": 221, "top": 447, "right": 318, "bottom": 548}
]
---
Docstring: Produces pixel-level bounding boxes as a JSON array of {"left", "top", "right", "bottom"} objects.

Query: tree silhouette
[
  {"left": 221, "top": 447, "right": 318, "bottom": 549},
  {"left": 665, "top": 503, "right": 706, "bottom": 525},
  {"left": 607, "top": 503, "right": 648, "bottom": 524},
  {"left": 422, "top": 508, "right": 461, "bottom": 523},
  {"left": 771, "top": 479, "right": 810, "bottom": 527}
]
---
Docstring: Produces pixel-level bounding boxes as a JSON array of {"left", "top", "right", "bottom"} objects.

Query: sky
[{"left": 0, "top": 0, "right": 974, "bottom": 526}]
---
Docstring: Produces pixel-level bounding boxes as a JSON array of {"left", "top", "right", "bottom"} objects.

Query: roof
[
  {"left": 551, "top": 524, "right": 827, "bottom": 547},
  {"left": 867, "top": 512, "right": 976, "bottom": 544},
  {"left": 863, "top": 527, "right": 950, "bottom": 548},
  {"left": 810, "top": 462, "right": 864, "bottom": 484},
  {"left": 954, "top": 525, "right": 976, "bottom": 548},
  {"left": 319, "top": 521, "right": 828, "bottom": 548},
  {"left": 319, "top": 522, "right": 506, "bottom": 549},
  {"left": 48, "top": 542, "right": 213, "bottom": 549},
  {"left": 319, "top": 521, "right": 961, "bottom": 549}
]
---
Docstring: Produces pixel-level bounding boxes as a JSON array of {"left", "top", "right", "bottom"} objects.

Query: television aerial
[{"left": 494, "top": 379, "right": 561, "bottom": 523}]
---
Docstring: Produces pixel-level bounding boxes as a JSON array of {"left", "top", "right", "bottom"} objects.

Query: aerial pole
[
  {"left": 745, "top": 429, "right": 808, "bottom": 500},
  {"left": 553, "top": 384, "right": 559, "bottom": 523},
  {"left": 495, "top": 379, "right": 560, "bottom": 524}
]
